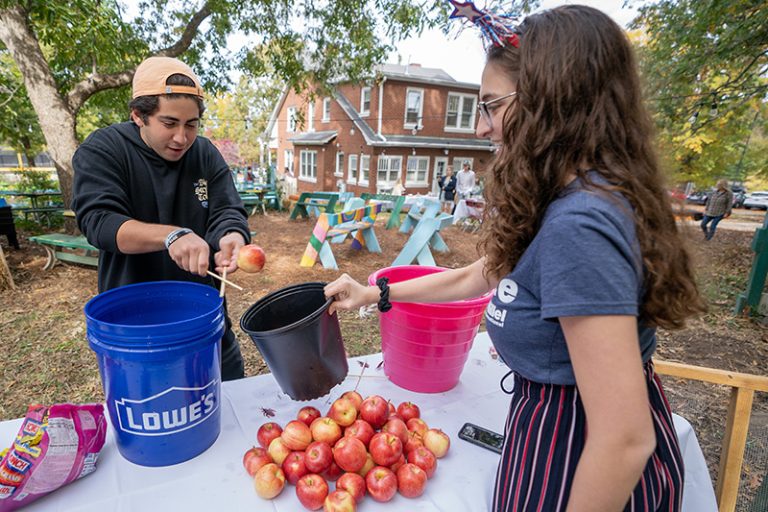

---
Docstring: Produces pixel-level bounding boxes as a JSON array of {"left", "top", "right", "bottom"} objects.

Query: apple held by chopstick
[{"left": 237, "top": 244, "right": 266, "bottom": 273}]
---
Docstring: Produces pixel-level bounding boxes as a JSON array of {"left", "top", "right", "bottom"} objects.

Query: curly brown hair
[{"left": 479, "top": 5, "right": 705, "bottom": 329}]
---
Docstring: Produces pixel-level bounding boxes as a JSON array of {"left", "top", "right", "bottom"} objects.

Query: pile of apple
[{"left": 243, "top": 391, "right": 450, "bottom": 511}]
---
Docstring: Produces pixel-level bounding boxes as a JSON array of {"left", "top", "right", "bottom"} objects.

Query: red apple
[
  {"left": 407, "top": 446, "right": 437, "bottom": 478},
  {"left": 404, "top": 430, "right": 424, "bottom": 454},
  {"left": 296, "top": 473, "right": 329, "bottom": 511},
  {"left": 389, "top": 453, "right": 406, "bottom": 473},
  {"left": 365, "top": 466, "right": 398, "bottom": 503},
  {"left": 339, "top": 390, "right": 363, "bottom": 411},
  {"left": 253, "top": 462, "right": 286, "bottom": 499},
  {"left": 336, "top": 472, "right": 366, "bottom": 504},
  {"left": 237, "top": 244, "right": 266, "bottom": 273},
  {"left": 332, "top": 436, "right": 367, "bottom": 473},
  {"left": 311, "top": 417, "right": 343, "bottom": 445},
  {"left": 328, "top": 397, "right": 357, "bottom": 427},
  {"left": 243, "top": 446, "right": 272, "bottom": 476},
  {"left": 344, "top": 419, "right": 375, "bottom": 447},
  {"left": 323, "top": 490, "right": 356, "bottom": 512},
  {"left": 359, "top": 395, "right": 389, "bottom": 429},
  {"left": 356, "top": 452, "right": 375, "bottom": 478},
  {"left": 257, "top": 422, "right": 283, "bottom": 450},
  {"left": 396, "top": 402, "right": 421, "bottom": 423},
  {"left": 406, "top": 417, "right": 429, "bottom": 437},
  {"left": 422, "top": 428, "right": 451, "bottom": 458},
  {"left": 267, "top": 437, "right": 292, "bottom": 466},
  {"left": 387, "top": 401, "right": 397, "bottom": 418},
  {"left": 322, "top": 460, "right": 344, "bottom": 482},
  {"left": 281, "top": 420, "right": 313, "bottom": 451},
  {"left": 282, "top": 450, "right": 309, "bottom": 485},
  {"left": 298, "top": 406, "right": 322, "bottom": 427},
  {"left": 382, "top": 417, "right": 409, "bottom": 445},
  {"left": 369, "top": 432, "right": 403, "bottom": 467},
  {"left": 396, "top": 463, "right": 427, "bottom": 498},
  {"left": 305, "top": 440, "right": 334, "bottom": 474}
]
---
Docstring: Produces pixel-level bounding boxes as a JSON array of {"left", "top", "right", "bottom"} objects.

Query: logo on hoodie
[{"left": 194, "top": 178, "right": 208, "bottom": 208}]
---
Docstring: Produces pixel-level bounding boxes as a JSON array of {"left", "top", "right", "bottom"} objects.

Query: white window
[
  {"left": 445, "top": 93, "right": 477, "bottom": 131},
  {"left": 283, "top": 149, "right": 294, "bottom": 174},
  {"left": 347, "top": 154, "right": 359, "bottom": 184},
  {"left": 359, "top": 155, "right": 370, "bottom": 185},
  {"left": 404, "top": 88, "right": 423, "bottom": 128},
  {"left": 300, "top": 150, "right": 317, "bottom": 181},
  {"left": 405, "top": 156, "right": 429, "bottom": 186},
  {"left": 335, "top": 151, "right": 344, "bottom": 177},
  {"left": 377, "top": 156, "right": 402, "bottom": 188},
  {"left": 287, "top": 106, "right": 297, "bottom": 132},
  {"left": 307, "top": 102, "right": 315, "bottom": 132},
  {"left": 322, "top": 98, "right": 331, "bottom": 122},
  {"left": 453, "top": 157, "right": 474, "bottom": 171},
  {"left": 360, "top": 87, "right": 371, "bottom": 116}
]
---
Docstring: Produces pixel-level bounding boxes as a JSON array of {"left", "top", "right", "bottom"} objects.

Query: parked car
[
  {"left": 732, "top": 191, "right": 747, "bottom": 208},
  {"left": 685, "top": 191, "right": 709, "bottom": 205},
  {"left": 743, "top": 191, "right": 768, "bottom": 210}
]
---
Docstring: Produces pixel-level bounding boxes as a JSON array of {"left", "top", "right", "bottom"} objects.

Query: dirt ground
[{"left": 1, "top": 207, "right": 767, "bottom": 508}]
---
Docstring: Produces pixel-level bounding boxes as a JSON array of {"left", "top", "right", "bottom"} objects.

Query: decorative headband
[{"left": 447, "top": 0, "right": 520, "bottom": 49}]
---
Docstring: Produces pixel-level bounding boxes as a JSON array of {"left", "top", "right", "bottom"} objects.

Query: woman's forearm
[{"left": 388, "top": 258, "right": 494, "bottom": 304}]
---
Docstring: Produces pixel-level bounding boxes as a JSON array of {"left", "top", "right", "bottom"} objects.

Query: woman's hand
[{"left": 324, "top": 274, "right": 378, "bottom": 315}]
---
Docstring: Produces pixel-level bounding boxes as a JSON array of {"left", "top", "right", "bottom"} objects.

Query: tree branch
[{"left": 66, "top": 1, "right": 213, "bottom": 113}]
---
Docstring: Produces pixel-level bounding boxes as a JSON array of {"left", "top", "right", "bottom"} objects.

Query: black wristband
[
  {"left": 376, "top": 277, "right": 392, "bottom": 313},
  {"left": 165, "top": 228, "right": 193, "bottom": 250}
]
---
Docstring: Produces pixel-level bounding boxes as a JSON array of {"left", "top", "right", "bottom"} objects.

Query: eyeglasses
[{"left": 477, "top": 92, "right": 517, "bottom": 130}]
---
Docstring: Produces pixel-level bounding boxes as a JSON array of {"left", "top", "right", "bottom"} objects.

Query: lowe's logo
[{"left": 115, "top": 380, "right": 218, "bottom": 436}]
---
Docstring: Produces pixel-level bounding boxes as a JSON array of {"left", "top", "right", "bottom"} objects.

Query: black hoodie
[{"left": 72, "top": 121, "right": 250, "bottom": 293}]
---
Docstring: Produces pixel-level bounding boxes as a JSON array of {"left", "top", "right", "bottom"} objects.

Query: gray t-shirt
[{"left": 485, "top": 177, "right": 656, "bottom": 385}]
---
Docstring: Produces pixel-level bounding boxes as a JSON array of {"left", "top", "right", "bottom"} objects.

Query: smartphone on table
[{"left": 458, "top": 422, "right": 504, "bottom": 454}]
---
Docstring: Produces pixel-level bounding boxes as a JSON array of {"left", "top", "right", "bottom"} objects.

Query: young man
[
  {"left": 455, "top": 162, "right": 476, "bottom": 201},
  {"left": 72, "top": 56, "right": 250, "bottom": 380}
]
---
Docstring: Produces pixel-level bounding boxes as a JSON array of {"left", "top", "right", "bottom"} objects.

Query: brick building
[{"left": 264, "top": 64, "right": 494, "bottom": 196}]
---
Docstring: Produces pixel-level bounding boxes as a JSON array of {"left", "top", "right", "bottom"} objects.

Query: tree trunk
[
  {"left": 0, "top": 245, "right": 16, "bottom": 290},
  {"left": 0, "top": 6, "right": 79, "bottom": 209}
]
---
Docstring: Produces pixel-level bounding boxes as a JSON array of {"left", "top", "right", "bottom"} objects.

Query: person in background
[
  {"left": 391, "top": 177, "right": 406, "bottom": 196},
  {"left": 437, "top": 165, "right": 457, "bottom": 213},
  {"left": 456, "top": 161, "right": 476, "bottom": 201},
  {"left": 324, "top": 4, "right": 705, "bottom": 511},
  {"left": 72, "top": 56, "right": 250, "bottom": 381},
  {"left": 701, "top": 179, "right": 733, "bottom": 241}
]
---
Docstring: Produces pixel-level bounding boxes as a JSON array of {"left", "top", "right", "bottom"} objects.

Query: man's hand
[
  {"left": 215, "top": 232, "right": 247, "bottom": 274},
  {"left": 168, "top": 232, "right": 210, "bottom": 276}
]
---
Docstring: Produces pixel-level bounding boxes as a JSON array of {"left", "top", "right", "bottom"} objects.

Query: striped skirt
[{"left": 492, "top": 361, "right": 684, "bottom": 512}]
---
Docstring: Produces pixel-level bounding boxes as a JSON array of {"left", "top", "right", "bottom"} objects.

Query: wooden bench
[
  {"left": 11, "top": 206, "right": 65, "bottom": 227},
  {"left": 393, "top": 199, "right": 454, "bottom": 266},
  {"left": 361, "top": 193, "right": 407, "bottom": 230},
  {"left": 28, "top": 234, "right": 98, "bottom": 270},
  {"left": 300, "top": 203, "right": 383, "bottom": 270},
  {"left": 289, "top": 192, "right": 339, "bottom": 220}
]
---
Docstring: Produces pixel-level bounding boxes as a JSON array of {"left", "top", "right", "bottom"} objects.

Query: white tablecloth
[
  {"left": 0, "top": 333, "right": 717, "bottom": 511},
  {"left": 452, "top": 199, "right": 485, "bottom": 225}
]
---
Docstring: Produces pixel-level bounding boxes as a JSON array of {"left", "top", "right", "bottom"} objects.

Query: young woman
[{"left": 325, "top": 5, "right": 705, "bottom": 511}]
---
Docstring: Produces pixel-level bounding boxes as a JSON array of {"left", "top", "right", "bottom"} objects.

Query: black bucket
[{"left": 240, "top": 282, "right": 348, "bottom": 401}]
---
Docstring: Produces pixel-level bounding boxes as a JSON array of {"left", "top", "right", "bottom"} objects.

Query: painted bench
[
  {"left": 300, "top": 203, "right": 383, "bottom": 270},
  {"left": 393, "top": 199, "right": 453, "bottom": 266},
  {"left": 360, "top": 193, "right": 407, "bottom": 230},
  {"left": 28, "top": 233, "right": 98, "bottom": 270},
  {"left": 289, "top": 192, "right": 340, "bottom": 220}
]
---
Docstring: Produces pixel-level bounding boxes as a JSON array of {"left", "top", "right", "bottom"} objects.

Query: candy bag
[{"left": 0, "top": 404, "right": 107, "bottom": 511}]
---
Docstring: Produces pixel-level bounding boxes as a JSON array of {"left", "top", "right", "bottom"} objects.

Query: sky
[{"left": 391, "top": 1, "right": 640, "bottom": 84}]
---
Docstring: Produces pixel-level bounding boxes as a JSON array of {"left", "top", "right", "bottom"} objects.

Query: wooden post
[{"left": 0, "top": 244, "right": 16, "bottom": 290}]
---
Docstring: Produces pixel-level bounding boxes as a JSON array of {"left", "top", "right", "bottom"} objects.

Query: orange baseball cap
[{"left": 131, "top": 57, "right": 204, "bottom": 99}]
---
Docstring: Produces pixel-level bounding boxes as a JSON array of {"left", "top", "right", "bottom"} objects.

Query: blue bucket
[{"left": 85, "top": 281, "right": 224, "bottom": 467}]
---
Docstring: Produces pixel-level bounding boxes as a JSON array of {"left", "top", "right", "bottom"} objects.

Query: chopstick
[
  {"left": 207, "top": 270, "right": 243, "bottom": 291},
  {"left": 219, "top": 268, "right": 227, "bottom": 297}
]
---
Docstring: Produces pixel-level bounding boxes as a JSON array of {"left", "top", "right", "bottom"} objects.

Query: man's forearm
[{"left": 116, "top": 220, "right": 179, "bottom": 254}]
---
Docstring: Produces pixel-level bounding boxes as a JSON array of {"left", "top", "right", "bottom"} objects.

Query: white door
[{"left": 433, "top": 157, "right": 448, "bottom": 196}]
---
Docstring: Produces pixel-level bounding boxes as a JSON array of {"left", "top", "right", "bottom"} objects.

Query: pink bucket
[{"left": 368, "top": 266, "right": 492, "bottom": 392}]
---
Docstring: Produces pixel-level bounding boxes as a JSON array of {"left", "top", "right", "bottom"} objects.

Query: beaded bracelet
[{"left": 376, "top": 277, "right": 393, "bottom": 312}]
